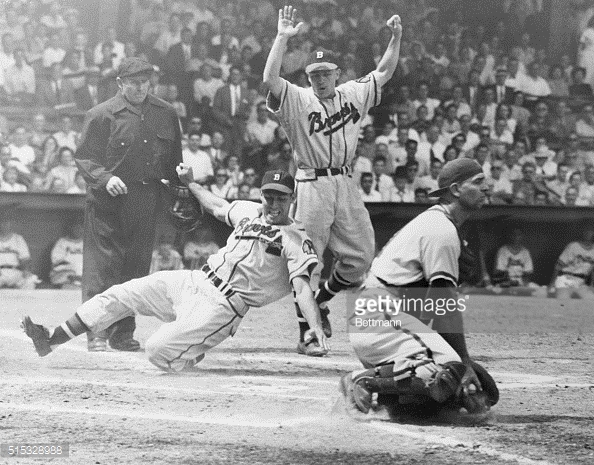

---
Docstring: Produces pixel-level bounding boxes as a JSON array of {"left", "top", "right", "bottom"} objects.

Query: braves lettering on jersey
[
  {"left": 267, "top": 72, "right": 380, "bottom": 169},
  {"left": 558, "top": 242, "right": 594, "bottom": 276},
  {"left": 371, "top": 205, "right": 460, "bottom": 287},
  {"left": 207, "top": 200, "right": 318, "bottom": 307}
]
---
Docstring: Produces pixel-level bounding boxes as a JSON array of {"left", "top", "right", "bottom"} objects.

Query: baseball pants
[
  {"left": 76, "top": 270, "right": 249, "bottom": 372},
  {"left": 554, "top": 274, "right": 594, "bottom": 300},
  {"left": 294, "top": 175, "right": 375, "bottom": 289}
]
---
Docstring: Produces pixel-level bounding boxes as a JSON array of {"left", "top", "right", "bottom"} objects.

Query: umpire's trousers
[{"left": 82, "top": 181, "right": 161, "bottom": 343}]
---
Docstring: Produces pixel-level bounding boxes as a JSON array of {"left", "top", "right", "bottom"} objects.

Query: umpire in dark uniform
[{"left": 75, "top": 57, "right": 182, "bottom": 352}]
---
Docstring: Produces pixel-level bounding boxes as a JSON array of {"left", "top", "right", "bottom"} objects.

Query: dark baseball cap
[
  {"left": 260, "top": 170, "right": 295, "bottom": 194},
  {"left": 118, "top": 57, "right": 155, "bottom": 79},
  {"left": 305, "top": 49, "right": 339, "bottom": 74},
  {"left": 428, "top": 158, "right": 484, "bottom": 197}
]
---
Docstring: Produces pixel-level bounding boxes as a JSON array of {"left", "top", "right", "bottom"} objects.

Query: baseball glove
[
  {"left": 165, "top": 184, "right": 203, "bottom": 232},
  {"left": 469, "top": 360, "right": 499, "bottom": 407}
]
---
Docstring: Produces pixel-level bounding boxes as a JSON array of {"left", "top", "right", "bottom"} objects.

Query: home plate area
[{"left": 0, "top": 290, "right": 593, "bottom": 464}]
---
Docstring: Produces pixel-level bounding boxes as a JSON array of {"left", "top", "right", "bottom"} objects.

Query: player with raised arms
[
  {"left": 263, "top": 5, "right": 403, "bottom": 356},
  {"left": 22, "top": 167, "right": 329, "bottom": 372}
]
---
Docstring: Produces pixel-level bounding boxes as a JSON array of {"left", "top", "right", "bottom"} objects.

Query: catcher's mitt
[
  {"left": 165, "top": 184, "right": 203, "bottom": 232},
  {"left": 469, "top": 360, "right": 499, "bottom": 407}
]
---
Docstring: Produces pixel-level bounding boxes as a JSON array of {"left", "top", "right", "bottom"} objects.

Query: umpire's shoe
[{"left": 21, "top": 316, "right": 52, "bottom": 357}]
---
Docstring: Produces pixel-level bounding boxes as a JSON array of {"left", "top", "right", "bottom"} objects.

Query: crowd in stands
[{"left": 0, "top": 0, "right": 594, "bottom": 206}]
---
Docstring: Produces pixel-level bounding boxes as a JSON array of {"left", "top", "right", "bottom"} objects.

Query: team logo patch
[
  {"left": 317, "top": 51, "right": 324, "bottom": 59},
  {"left": 302, "top": 239, "right": 316, "bottom": 255},
  {"left": 274, "top": 174, "right": 280, "bottom": 181}
]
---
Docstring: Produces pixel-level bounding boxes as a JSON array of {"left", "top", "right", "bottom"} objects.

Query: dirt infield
[{"left": 1, "top": 290, "right": 593, "bottom": 464}]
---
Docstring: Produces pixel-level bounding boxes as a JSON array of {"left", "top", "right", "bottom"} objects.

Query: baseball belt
[
  {"left": 201, "top": 264, "right": 235, "bottom": 298},
  {"left": 295, "top": 166, "right": 351, "bottom": 181}
]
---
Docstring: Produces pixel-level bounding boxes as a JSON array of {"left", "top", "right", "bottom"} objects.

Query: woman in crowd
[{"left": 44, "top": 147, "right": 78, "bottom": 192}]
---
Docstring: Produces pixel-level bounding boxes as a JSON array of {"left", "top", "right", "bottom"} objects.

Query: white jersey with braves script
[
  {"left": 558, "top": 242, "right": 594, "bottom": 277},
  {"left": 495, "top": 245, "right": 533, "bottom": 281},
  {"left": 207, "top": 201, "right": 318, "bottom": 307},
  {"left": 371, "top": 205, "right": 460, "bottom": 287},
  {"left": 267, "top": 72, "right": 381, "bottom": 169}
]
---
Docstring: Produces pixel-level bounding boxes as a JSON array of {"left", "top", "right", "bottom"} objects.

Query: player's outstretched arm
[
  {"left": 374, "top": 14, "right": 403, "bottom": 87},
  {"left": 292, "top": 275, "right": 329, "bottom": 351},
  {"left": 263, "top": 5, "right": 303, "bottom": 99},
  {"left": 176, "top": 164, "right": 230, "bottom": 223}
]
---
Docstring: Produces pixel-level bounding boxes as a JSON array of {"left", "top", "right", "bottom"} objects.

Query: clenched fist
[{"left": 386, "top": 15, "right": 402, "bottom": 39}]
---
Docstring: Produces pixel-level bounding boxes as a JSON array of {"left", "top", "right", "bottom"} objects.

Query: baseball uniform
[
  {"left": 495, "top": 245, "right": 533, "bottom": 285},
  {"left": 0, "top": 232, "right": 32, "bottom": 288},
  {"left": 267, "top": 71, "right": 380, "bottom": 319},
  {"left": 554, "top": 241, "right": 594, "bottom": 288},
  {"left": 70, "top": 200, "right": 318, "bottom": 372},
  {"left": 349, "top": 204, "right": 463, "bottom": 371}
]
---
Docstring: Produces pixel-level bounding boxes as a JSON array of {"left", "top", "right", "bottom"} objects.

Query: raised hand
[
  {"left": 386, "top": 15, "right": 402, "bottom": 40},
  {"left": 277, "top": 5, "right": 303, "bottom": 38}
]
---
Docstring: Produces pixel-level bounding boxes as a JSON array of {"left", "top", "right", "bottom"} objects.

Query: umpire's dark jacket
[{"left": 75, "top": 90, "right": 182, "bottom": 304}]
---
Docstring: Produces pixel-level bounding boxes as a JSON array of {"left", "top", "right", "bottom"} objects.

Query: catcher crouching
[{"left": 340, "top": 159, "right": 499, "bottom": 420}]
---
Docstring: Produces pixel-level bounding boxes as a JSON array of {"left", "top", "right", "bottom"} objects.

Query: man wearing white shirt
[
  {"left": 413, "top": 82, "right": 440, "bottom": 120},
  {"left": 42, "top": 33, "right": 66, "bottom": 68},
  {"left": 388, "top": 166, "right": 415, "bottom": 202},
  {"left": 8, "top": 126, "right": 35, "bottom": 167},
  {"left": 413, "top": 159, "right": 441, "bottom": 193},
  {"left": 0, "top": 33, "right": 16, "bottom": 78},
  {"left": 417, "top": 125, "right": 446, "bottom": 165},
  {"left": 193, "top": 63, "right": 224, "bottom": 107},
  {"left": 4, "top": 48, "right": 35, "bottom": 102},
  {"left": 154, "top": 13, "right": 182, "bottom": 57},
  {"left": 182, "top": 131, "right": 213, "bottom": 184},
  {"left": 487, "top": 160, "right": 513, "bottom": 198},
  {"left": 53, "top": 116, "right": 79, "bottom": 152},
  {"left": 380, "top": 126, "right": 408, "bottom": 173},
  {"left": 517, "top": 62, "right": 551, "bottom": 106},
  {"left": 455, "top": 115, "right": 480, "bottom": 153},
  {"left": 211, "top": 17, "right": 239, "bottom": 50},
  {"left": 244, "top": 102, "right": 278, "bottom": 148},
  {"left": 505, "top": 58, "right": 524, "bottom": 90},
  {"left": 359, "top": 172, "right": 382, "bottom": 202}
]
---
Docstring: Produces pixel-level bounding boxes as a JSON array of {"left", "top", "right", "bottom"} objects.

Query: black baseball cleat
[
  {"left": 109, "top": 338, "right": 141, "bottom": 352},
  {"left": 21, "top": 316, "right": 52, "bottom": 357}
]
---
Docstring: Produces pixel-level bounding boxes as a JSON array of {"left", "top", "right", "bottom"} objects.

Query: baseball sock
[
  {"left": 49, "top": 313, "right": 89, "bottom": 347},
  {"left": 315, "top": 270, "right": 351, "bottom": 306}
]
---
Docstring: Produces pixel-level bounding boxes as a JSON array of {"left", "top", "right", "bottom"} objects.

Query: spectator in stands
[
  {"left": 547, "top": 64, "right": 570, "bottom": 98},
  {"left": 517, "top": 62, "right": 551, "bottom": 108},
  {"left": 512, "top": 161, "right": 547, "bottom": 205},
  {"left": 166, "top": 84, "right": 187, "bottom": 125},
  {"left": 210, "top": 166, "right": 233, "bottom": 199},
  {"left": 358, "top": 172, "right": 382, "bottom": 202},
  {"left": 491, "top": 117, "right": 514, "bottom": 158},
  {"left": 370, "top": 155, "right": 394, "bottom": 200},
  {"left": 203, "top": 130, "right": 226, "bottom": 168},
  {"left": 564, "top": 186, "right": 582, "bottom": 206},
  {"left": 244, "top": 101, "right": 278, "bottom": 159},
  {"left": 413, "top": 81, "right": 440, "bottom": 120},
  {"left": 526, "top": 100, "right": 555, "bottom": 145},
  {"left": 413, "top": 158, "right": 441, "bottom": 193},
  {"left": 393, "top": 85, "right": 417, "bottom": 122},
  {"left": 49, "top": 221, "right": 84, "bottom": 289},
  {"left": 0, "top": 166, "right": 27, "bottom": 192},
  {"left": 67, "top": 171, "right": 87, "bottom": 194},
  {"left": 1, "top": 8, "right": 24, "bottom": 42},
  {"left": 550, "top": 223, "right": 594, "bottom": 299},
  {"left": 547, "top": 162, "right": 571, "bottom": 201},
  {"left": 533, "top": 191, "right": 550, "bottom": 205},
  {"left": 23, "top": 21, "right": 45, "bottom": 73},
  {"left": 533, "top": 147, "right": 558, "bottom": 181},
  {"left": 36, "top": 62, "right": 75, "bottom": 108},
  {"left": 149, "top": 235, "right": 184, "bottom": 274},
  {"left": 414, "top": 187, "right": 430, "bottom": 203},
  {"left": 569, "top": 67, "right": 594, "bottom": 99},
  {"left": 582, "top": 164, "right": 594, "bottom": 203},
  {"left": 551, "top": 100, "right": 577, "bottom": 142},
  {"left": 44, "top": 147, "right": 78, "bottom": 192},
  {"left": 62, "top": 50, "right": 88, "bottom": 91},
  {"left": 39, "top": 135, "right": 59, "bottom": 172},
  {"left": 0, "top": 206, "right": 38, "bottom": 289},
  {"left": 183, "top": 226, "right": 219, "bottom": 270},
  {"left": 487, "top": 159, "right": 513, "bottom": 203},
  {"left": 72, "top": 30, "right": 94, "bottom": 69},
  {"left": 388, "top": 166, "right": 414, "bottom": 202},
  {"left": 42, "top": 32, "right": 66, "bottom": 69},
  {"left": 510, "top": 91, "right": 532, "bottom": 130},
  {"left": 493, "top": 228, "right": 535, "bottom": 287},
  {"left": 28, "top": 114, "right": 48, "bottom": 154},
  {"left": 575, "top": 103, "right": 594, "bottom": 138},
  {"left": 185, "top": 115, "right": 212, "bottom": 148},
  {"left": 154, "top": 13, "right": 182, "bottom": 57},
  {"left": 93, "top": 27, "right": 125, "bottom": 68},
  {"left": 561, "top": 132, "right": 592, "bottom": 170},
  {"left": 52, "top": 115, "right": 78, "bottom": 151},
  {"left": 454, "top": 115, "right": 479, "bottom": 153},
  {"left": 9, "top": 126, "right": 35, "bottom": 167},
  {"left": 182, "top": 130, "right": 213, "bottom": 184},
  {"left": 4, "top": 48, "right": 35, "bottom": 105},
  {"left": 568, "top": 171, "right": 591, "bottom": 205},
  {"left": 441, "top": 103, "right": 461, "bottom": 141},
  {"left": 40, "top": 2, "right": 67, "bottom": 32},
  {"left": 578, "top": 15, "right": 594, "bottom": 88},
  {"left": 443, "top": 144, "right": 460, "bottom": 162},
  {"left": 193, "top": 62, "right": 225, "bottom": 109},
  {"left": 0, "top": 33, "right": 16, "bottom": 80}
]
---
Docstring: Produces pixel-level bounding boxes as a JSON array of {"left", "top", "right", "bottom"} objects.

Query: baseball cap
[
  {"left": 260, "top": 170, "right": 295, "bottom": 194},
  {"left": 428, "top": 158, "right": 484, "bottom": 197},
  {"left": 118, "top": 57, "right": 155, "bottom": 79},
  {"left": 305, "top": 49, "right": 339, "bottom": 74}
]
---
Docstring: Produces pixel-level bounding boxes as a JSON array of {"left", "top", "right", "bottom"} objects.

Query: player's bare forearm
[
  {"left": 375, "top": 15, "right": 402, "bottom": 87},
  {"left": 186, "top": 182, "right": 230, "bottom": 223},
  {"left": 292, "top": 275, "right": 329, "bottom": 349}
]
